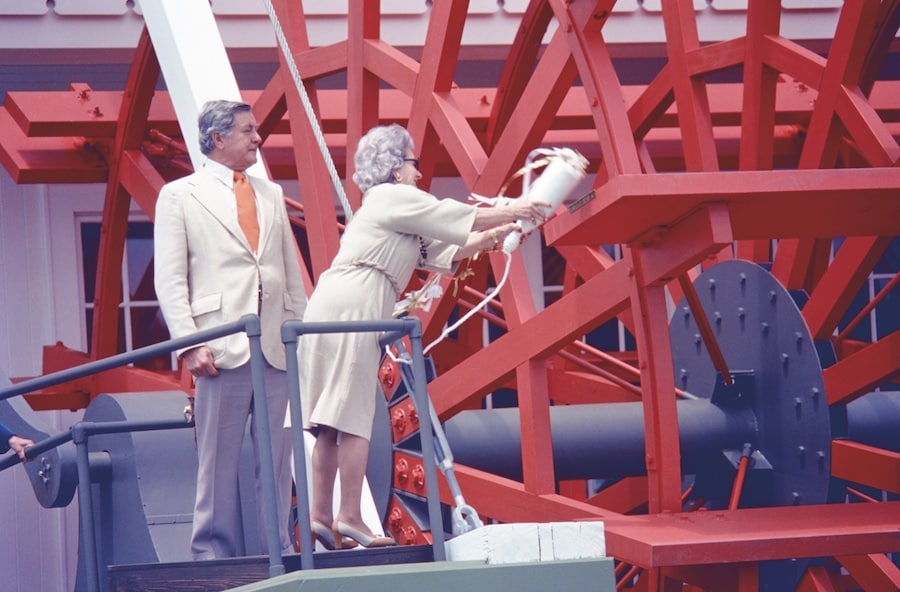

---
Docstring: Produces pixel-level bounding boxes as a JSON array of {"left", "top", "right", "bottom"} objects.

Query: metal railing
[
  {"left": 0, "top": 315, "right": 285, "bottom": 590},
  {"left": 0, "top": 314, "right": 445, "bottom": 589},
  {"left": 282, "top": 316, "right": 445, "bottom": 570}
]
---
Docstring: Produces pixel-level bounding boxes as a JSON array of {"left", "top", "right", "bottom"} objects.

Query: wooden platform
[{"left": 107, "top": 544, "right": 435, "bottom": 592}]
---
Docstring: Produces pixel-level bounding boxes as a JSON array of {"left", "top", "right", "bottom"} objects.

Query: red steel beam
[
  {"left": 2, "top": 81, "right": 898, "bottom": 185},
  {"left": 831, "top": 440, "right": 900, "bottom": 494},
  {"left": 543, "top": 168, "right": 900, "bottom": 247},
  {"left": 428, "top": 260, "right": 632, "bottom": 419},
  {"left": 90, "top": 27, "right": 160, "bottom": 367},
  {"left": 5, "top": 83, "right": 898, "bottom": 142},
  {"left": 823, "top": 329, "right": 900, "bottom": 406},
  {"left": 602, "top": 501, "right": 900, "bottom": 569},
  {"left": 801, "top": 236, "right": 891, "bottom": 340},
  {"left": 272, "top": 0, "right": 341, "bottom": 280},
  {"left": 836, "top": 553, "right": 900, "bottom": 591},
  {"left": 627, "top": 248, "right": 683, "bottom": 513}
]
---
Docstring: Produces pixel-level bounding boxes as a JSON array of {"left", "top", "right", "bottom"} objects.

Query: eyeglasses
[{"left": 403, "top": 157, "right": 420, "bottom": 170}]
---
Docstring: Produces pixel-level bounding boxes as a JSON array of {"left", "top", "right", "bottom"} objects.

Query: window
[{"left": 80, "top": 219, "right": 175, "bottom": 372}]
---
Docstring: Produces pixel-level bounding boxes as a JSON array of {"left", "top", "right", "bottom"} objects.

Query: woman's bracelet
[{"left": 489, "top": 229, "right": 501, "bottom": 252}]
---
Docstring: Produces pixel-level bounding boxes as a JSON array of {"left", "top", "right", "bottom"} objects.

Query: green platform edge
[{"left": 227, "top": 558, "right": 616, "bottom": 592}]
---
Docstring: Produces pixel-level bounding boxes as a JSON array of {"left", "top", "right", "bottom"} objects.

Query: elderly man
[{"left": 154, "top": 99, "right": 307, "bottom": 559}]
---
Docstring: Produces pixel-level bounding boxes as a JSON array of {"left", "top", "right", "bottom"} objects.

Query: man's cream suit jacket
[{"left": 154, "top": 164, "right": 308, "bottom": 370}]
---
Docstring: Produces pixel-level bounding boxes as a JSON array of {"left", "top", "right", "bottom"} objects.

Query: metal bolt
[
  {"left": 709, "top": 279, "right": 716, "bottom": 291},
  {"left": 395, "top": 458, "right": 409, "bottom": 482},
  {"left": 794, "top": 397, "right": 802, "bottom": 419},
  {"left": 816, "top": 450, "right": 826, "bottom": 471},
  {"left": 389, "top": 507, "right": 403, "bottom": 530},
  {"left": 412, "top": 464, "right": 425, "bottom": 489},
  {"left": 737, "top": 307, "right": 746, "bottom": 320},
  {"left": 792, "top": 492, "right": 801, "bottom": 505},
  {"left": 761, "top": 322, "right": 769, "bottom": 335},
  {"left": 392, "top": 408, "right": 406, "bottom": 433},
  {"left": 38, "top": 457, "right": 52, "bottom": 485}
]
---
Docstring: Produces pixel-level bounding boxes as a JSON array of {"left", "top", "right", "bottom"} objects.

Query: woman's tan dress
[{"left": 299, "top": 183, "right": 477, "bottom": 440}]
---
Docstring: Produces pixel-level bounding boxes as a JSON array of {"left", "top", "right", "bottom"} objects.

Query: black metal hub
[{"left": 670, "top": 260, "right": 832, "bottom": 508}]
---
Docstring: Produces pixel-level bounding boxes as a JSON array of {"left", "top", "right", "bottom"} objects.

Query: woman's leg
[
  {"left": 310, "top": 427, "right": 339, "bottom": 525},
  {"left": 334, "top": 431, "right": 372, "bottom": 532}
]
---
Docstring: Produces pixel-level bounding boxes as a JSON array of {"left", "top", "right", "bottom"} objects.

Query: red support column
[
  {"left": 90, "top": 28, "right": 160, "bottom": 373},
  {"left": 275, "top": 0, "right": 341, "bottom": 280},
  {"left": 626, "top": 248, "right": 683, "bottom": 513}
]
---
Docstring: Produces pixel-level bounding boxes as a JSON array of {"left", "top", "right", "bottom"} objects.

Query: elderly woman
[{"left": 299, "top": 123, "right": 548, "bottom": 549}]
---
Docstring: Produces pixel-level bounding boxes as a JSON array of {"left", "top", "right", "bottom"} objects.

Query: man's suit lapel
[{"left": 191, "top": 168, "right": 249, "bottom": 249}]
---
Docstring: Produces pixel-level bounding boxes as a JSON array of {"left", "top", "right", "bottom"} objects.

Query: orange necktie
[{"left": 233, "top": 171, "right": 259, "bottom": 252}]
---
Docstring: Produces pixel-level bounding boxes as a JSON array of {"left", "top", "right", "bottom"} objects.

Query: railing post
[
  {"left": 404, "top": 317, "right": 447, "bottom": 561},
  {"left": 283, "top": 320, "right": 315, "bottom": 570},
  {"left": 244, "top": 315, "right": 285, "bottom": 577},
  {"left": 72, "top": 423, "right": 101, "bottom": 592}
]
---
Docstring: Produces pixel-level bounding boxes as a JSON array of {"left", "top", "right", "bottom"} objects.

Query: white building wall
[{"left": 0, "top": 170, "right": 108, "bottom": 592}]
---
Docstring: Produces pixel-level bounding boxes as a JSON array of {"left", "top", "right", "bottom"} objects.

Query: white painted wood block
[
  {"left": 709, "top": 0, "right": 748, "bottom": 12},
  {"left": 0, "top": 0, "right": 48, "bottom": 14},
  {"left": 303, "top": 0, "right": 349, "bottom": 16},
  {"left": 501, "top": 0, "right": 527, "bottom": 13},
  {"left": 446, "top": 522, "right": 605, "bottom": 564},
  {"left": 468, "top": 0, "right": 500, "bottom": 14},
  {"left": 782, "top": 0, "right": 842, "bottom": 9},
  {"left": 642, "top": 0, "right": 708, "bottom": 13},
  {"left": 210, "top": 0, "right": 268, "bottom": 16},
  {"left": 53, "top": 0, "right": 129, "bottom": 15},
  {"left": 503, "top": 0, "right": 638, "bottom": 15},
  {"left": 382, "top": 0, "right": 429, "bottom": 15}
]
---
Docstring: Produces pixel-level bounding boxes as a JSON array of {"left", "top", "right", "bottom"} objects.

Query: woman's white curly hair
[{"left": 352, "top": 123, "right": 415, "bottom": 193}]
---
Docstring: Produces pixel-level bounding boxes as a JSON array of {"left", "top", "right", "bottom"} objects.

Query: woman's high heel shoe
[
  {"left": 332, "top": 520, "right": 396, "bottom": 549},
  {"left": 311, "top": 519, "right": 358, "bottom": 550}
]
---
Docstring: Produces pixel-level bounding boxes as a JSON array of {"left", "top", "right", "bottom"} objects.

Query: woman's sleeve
[{"left": 374, "top": 185, "right": 477, "bottom": 246}]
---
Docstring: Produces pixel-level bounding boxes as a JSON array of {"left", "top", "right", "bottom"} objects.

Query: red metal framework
[{"left": 1, "top": 1, "right": 899, "bottom": 590}]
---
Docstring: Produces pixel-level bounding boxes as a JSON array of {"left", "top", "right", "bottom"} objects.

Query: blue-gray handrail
[
  {"left": 0, "top": 314, "right": 446, "bottom": 588},
  {"left": 282, "top": 316, "right": 446, "bottom": 570},
  {"left": 0, "top": 314, "right": 287, "bottom": 590}
]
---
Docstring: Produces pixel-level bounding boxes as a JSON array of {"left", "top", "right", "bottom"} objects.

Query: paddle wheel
[{"left": 0, "top": 1, "right": 898, "bottom": 590}]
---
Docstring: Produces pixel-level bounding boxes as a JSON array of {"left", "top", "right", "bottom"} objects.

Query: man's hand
[
  {"left": 8, "top": 435, "right": 34, "bottom": 462},
  {"left": 182, "top": 345, "right": 220, "bottom": 378}
]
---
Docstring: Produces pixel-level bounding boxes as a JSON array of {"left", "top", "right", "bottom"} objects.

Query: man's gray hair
[
  {"left": 352, "top": 123, "right": 415, "bottom": 193},
  {"left": 198, "top": 100, "right": 252, "bottom": 156}
]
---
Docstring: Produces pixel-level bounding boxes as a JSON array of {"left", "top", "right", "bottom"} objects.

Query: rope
[
  {"left": 423, "top": 252, "right": 512, "bottom": 355},
  {"left": 262, "top": 1, "right": 355, "bottom": 222}
]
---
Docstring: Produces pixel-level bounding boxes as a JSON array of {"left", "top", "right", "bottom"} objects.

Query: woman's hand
[
  {"left": 484, "top": 222, "right": 521, "bottom": 253},
  {"left": 509, "top": 199, "right": 551, "bottom": 226},
  {"left": 472, "top": 198, "right": 551, "bottom": 231},
  {"left": 455, "top": 222, "right": 522, "bottom": 261}
]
